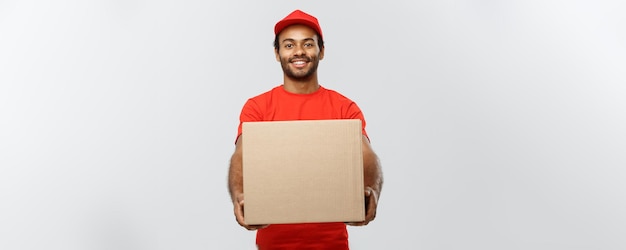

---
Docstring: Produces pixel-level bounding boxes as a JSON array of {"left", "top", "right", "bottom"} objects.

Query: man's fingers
[
  {"left": 345, "top": 189, "right": 378, "bottom": 227},
  {"left": 233, "top": 199, "right": 269, "bottom": 230},
  {"left": 363, "top": 187, "right": 377, "bottom": 224},
  {"left": 234, "top": 199, "right": 250, "bottom": 229}
]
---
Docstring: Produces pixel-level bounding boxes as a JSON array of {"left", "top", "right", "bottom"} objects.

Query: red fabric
[
  {"left": 237, "top": 85, "right": 367, "bottom": 140},
  {"left": 274, "top": 9, "right": 323, "bottom": 39},
  {"left": 257, "top": 223, "right": 349, "bottom": 250},
  {"left": 236, "top": 85, "right": 368, "bottom": 249}
]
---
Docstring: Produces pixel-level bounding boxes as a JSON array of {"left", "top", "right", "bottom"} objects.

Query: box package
[{"left": 242, "top": 119, "right": 364, "bottom": 225}]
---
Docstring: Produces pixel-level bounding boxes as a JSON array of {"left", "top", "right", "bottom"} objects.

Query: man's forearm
[
  {"left": 228, "top": 159, "right": 243, "bottom": 201},
  {"left": 362, "top": 137, "right": 383, "bottom": 196},
  {"left": 364, "top": 153, "right": 382, "bottom": 196},
  {"left": 228, "top": 140, "right": 244, "bottom": 202}
]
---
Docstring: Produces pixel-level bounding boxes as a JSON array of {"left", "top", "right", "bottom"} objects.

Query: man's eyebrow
[{"left": 280, "top": 38, "right": 315, "bottom": 43}]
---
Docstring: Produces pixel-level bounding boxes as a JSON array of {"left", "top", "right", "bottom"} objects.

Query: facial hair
[{"left": 280, "top": 55, "right": 319, "bottom": 80}]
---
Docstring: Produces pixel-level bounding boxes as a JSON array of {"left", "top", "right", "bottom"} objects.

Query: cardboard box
[{"left": 242, "top": 119, "right": 365, "bottom": 225}]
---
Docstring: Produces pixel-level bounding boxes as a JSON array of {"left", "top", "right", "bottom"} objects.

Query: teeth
[{"left": 293, "top": 61, "right": 306, "bottom": 65}]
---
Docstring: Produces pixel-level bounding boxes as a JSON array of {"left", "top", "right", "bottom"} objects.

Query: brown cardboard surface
[{"left": 242, "top": 119, "right": 365, "bottom": 225}]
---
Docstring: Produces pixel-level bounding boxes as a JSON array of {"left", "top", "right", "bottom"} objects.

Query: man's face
[{"left": 275, "top": 24, "right": 324, "bottom": 80}]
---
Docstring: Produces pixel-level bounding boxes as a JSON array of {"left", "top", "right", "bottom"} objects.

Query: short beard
[{"left": 280, "top": 56, "right": 319, "bottom": 80}]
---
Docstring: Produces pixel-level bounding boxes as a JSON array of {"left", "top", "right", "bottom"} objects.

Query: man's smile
[{"left": 290, "top": 58, "right": 310, "bottom": 68}]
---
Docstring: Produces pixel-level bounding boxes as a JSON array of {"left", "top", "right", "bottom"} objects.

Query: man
[{"left": 228, "top": 9, "right": 383, "bottom": 250}]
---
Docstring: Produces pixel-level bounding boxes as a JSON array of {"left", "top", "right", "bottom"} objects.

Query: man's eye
[
  {"left": 304, "top": 43, "right": 313, "bottom": 47},
  {"left": 284, "top": 44, "right": 294, "bottom": 48}
]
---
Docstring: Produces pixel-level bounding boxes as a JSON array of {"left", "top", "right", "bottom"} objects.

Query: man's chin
[
  {"left": 285, "top": 69, "right": 313, "bottom": 79},
  {"left": 286, "top": 73, "right": 314, "bottom": 80}
]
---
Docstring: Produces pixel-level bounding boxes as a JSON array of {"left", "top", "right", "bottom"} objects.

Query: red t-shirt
[{"left": 236, "top": 85, "right": 368, "bottom": 250}]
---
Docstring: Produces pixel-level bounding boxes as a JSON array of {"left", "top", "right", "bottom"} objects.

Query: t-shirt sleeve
[
  {"left": 235, "top": 98, "right": 263, "bottom": 143},
  {"left": 346, "top": 102, "right": 369, "bottom": 139}
]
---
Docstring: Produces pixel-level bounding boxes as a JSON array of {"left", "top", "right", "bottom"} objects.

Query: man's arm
[
  {"left": 228, "top": 136, "right": 267, "bottom": 230},
  {"left": 228, "top": 136, "right": 243, "bottom": 201},
  {"left": 348, "top": 135, "right": 383, "bottom": 226}
]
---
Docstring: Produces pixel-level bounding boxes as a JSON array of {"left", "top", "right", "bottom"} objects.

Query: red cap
[{"left": 274, "top": 9, "right": 323, "bottom": 39}]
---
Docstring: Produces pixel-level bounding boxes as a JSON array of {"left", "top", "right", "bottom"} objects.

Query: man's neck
[{"left": 282, "top": 75, "right": 320, "bottom": 94}]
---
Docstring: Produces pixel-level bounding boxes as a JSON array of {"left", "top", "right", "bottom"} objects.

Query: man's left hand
[{"left": 346, "top": 186, "right": 378, "bottom": 226}]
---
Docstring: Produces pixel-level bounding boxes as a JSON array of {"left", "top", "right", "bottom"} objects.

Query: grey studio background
[{"left": 1, "top": 1, "right": 625, "bottom": 249}]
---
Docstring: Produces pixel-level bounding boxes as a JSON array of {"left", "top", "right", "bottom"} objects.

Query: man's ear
[
  {"left": 275, "top": 48, "right": 280, "bottom": 62},
  {"left": 319, "top": 47, "right": 324, "bottom": 60}
]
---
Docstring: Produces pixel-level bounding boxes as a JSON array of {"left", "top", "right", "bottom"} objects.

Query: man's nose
[{"left": 293, "top": 45, "right": 305, "bottom": 56}]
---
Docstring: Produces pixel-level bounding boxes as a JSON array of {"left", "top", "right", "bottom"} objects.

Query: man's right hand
[{"left": 233, "top": 193, "right": 269, "bottom": 230}]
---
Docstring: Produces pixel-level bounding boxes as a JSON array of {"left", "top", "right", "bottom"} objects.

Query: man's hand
[
  {"left": 346, "top": 186, "right": 378, "bottom": 226},
  {"left": 233, "top": 193, "right": 269, "bottom": 230}
]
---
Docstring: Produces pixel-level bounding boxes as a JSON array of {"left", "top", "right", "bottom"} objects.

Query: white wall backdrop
[{"left": 1, "top": 1, "right": 625, "bottom": 249}]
